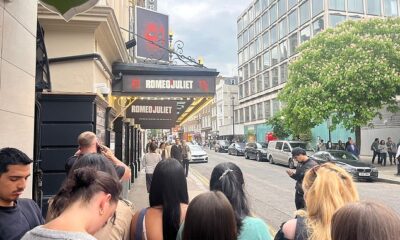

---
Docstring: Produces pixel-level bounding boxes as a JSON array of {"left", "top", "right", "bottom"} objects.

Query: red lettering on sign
[
  {"left": 131, "top": 79, "right": 140, "bottom": 89},
  {"left": 199, "top": 80, "right": 209, "bottom": 91}
]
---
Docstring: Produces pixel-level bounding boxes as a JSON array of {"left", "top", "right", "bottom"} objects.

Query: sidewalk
[
  {"left": 127, "top": 167, "right": 208, "bottom": 211},
  {"left": 359, "top": 155, "right": 400, "bottom": 184}
]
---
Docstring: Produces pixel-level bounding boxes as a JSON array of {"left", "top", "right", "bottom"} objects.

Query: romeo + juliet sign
[
  {"left": 122, "top": 75, "right": 215, "bottom": 96},
  {"left": 126, "top": 100, "right": 177, "bottom": 129}
]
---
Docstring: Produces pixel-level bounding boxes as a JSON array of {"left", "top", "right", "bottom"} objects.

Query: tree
[
  {"left": 279, "top": 18, "right": 400, "bottom": 148},
  {"left": 266, "top": 113, "right": 292, "bottom": 139}
]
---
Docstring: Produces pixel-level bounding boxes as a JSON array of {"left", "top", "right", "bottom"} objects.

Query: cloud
[{"left": 158, "top": 0, "right": 249, "bottom": 76}]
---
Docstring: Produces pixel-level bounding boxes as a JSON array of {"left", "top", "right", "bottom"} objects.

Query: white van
[{"left": 267, "top": 141, "right": 315, "bottom": 168}]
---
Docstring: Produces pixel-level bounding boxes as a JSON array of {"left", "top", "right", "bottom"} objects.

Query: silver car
[
  {"left": 189, "top": 145, "right": 208, "bottom": 163},
  {"left": 267, "top": 140, "right": 315, "bottom": 168}
]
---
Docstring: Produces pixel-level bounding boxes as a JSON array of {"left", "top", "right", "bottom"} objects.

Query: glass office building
[{"left": 236, "top": 0, "right": 400, "bottom": 144}]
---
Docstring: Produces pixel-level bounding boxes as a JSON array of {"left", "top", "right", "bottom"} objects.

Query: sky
[{"left": 158, "top": 0, "right": 250, "bottom": 76}]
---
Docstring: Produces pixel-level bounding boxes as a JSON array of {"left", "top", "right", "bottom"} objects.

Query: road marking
[{"left": 190, "top": 167, "right": 210, "bottom": 187}]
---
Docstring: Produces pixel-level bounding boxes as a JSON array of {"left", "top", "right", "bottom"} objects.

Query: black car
[
  {"left": 228, "top": 142, "right": 246, "bottom": 156},
  {"left": 215, "top": 140, "right": 230, "bottom": 153},
  {"left": 311, "top": 150, "right": 379, "bottom": 181},
  {"left": 244, "top": 142, "right": 268, "bottom": 161}
]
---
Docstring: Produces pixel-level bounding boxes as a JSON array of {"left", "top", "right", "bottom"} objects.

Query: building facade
[{"left": 237, "top": 0, "right": 400, "bottom": 151}]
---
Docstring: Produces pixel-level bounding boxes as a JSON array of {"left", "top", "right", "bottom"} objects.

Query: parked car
[
  {"left": 228, "top": 142, "right": 246, "bottom": 156},
  {"left": 311, "top": 150, "right": 378, "bottom": 181},
  {"left": 244, "top": 142, "right": 268, "bottom": 161},
  {"left": 215, "top": 140, "right": 230, "bottom": 153},
  {"left": 267, "top": 140, "right": 315, "bottom": 168},
  {"left": 189, "top": 145, "right": 208, "bottom": 163}
]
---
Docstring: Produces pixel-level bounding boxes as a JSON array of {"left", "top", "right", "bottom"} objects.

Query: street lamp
[{"left": 231, "top": 96, "right": 235, "bottom": 141}]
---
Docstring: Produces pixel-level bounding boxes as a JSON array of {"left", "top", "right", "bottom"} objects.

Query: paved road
[{"left": 189, "top": 148, "right": 400, "bottom": 231}]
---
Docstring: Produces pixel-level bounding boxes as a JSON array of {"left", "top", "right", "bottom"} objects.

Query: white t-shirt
[{"left": 143, "top": 153, "right": 162, "bottom": 174}]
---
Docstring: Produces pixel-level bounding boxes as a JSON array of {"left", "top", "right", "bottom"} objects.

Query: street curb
[{"left": 376, "top": 177, "right": 400, "bottom": 185}]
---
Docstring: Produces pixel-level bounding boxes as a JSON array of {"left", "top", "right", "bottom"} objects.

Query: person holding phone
[{"left": 65, "top": 131, "right": 131, "bottom": 181}]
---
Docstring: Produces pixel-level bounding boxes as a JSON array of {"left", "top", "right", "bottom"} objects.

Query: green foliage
[
  {"left": 266, "top": 113, "right": 292, "bottom": 139},
  {"left": 279, "top": 18, "right": 400, "bottom": 136}
]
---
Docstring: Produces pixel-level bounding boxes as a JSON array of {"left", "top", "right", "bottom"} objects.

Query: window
[
  {"left": 257, "top": 37, "right": 263, "bottom": 54},
  {"left": 280, "top": 63, "right": 287, "bottom": 83},
  {"left": 262, "top": 0, "right": 269, "bottom": 10},
  {"left": 280, "top": 41, "right": 288, "bottom": 61},
  {"left": 348, "top": 0, "right": 364, "bottom": 13},
  {"left": 271, "top": 46, "right": 279, "bottom": 65},
  {"left": 329, "top": 14, "right": 346, "bottom": 27},
  {"left": 289, "top": 33, "right": 298, "bottom": 56},
  {"left": 263, "top": 32, "right": 269, "bottom": 50},
  {"left": 272, "top": 99, "right": 280, "bottom": 115},
  {"left": 244, "top": 46, "right": 249, "bottom": 62},
  {"left": 264, "top": 71, "right": 270, "bottom": 89},
  {"left": 250, "top": 78, "right": 256, "bottom": 94},
  {"left": 251, "top": 105, "right": 256, "bottom": 121},
  {"left": 300, "top": 1, "right": 310, "bottom": 25},
  {"left": 278, "top": 0, "right": 287, "bottom": 17},
  {"left": 257, "top": 75, "right": 263, "bottom": 92},
  {"left": 329, "top": 0, "right": 345, "bottom": 11},
  {"left": 235, "top": 110, "right": 239, "bottom": 124},
  {"left": 279, "top": 18, "right": 287, "bottom": 39},
  {"left": 312, "top": 0, "right": 324, "bottom": 16},
  {"left": 239, "top": 84, "right": 243, "bottom": 98},
  {"left": 244, "top": 81, "right": 249, "bottom": 97},
  {"left": 367, "top": 0, "right": 381, "bottom": 15},
  {"left": 249, "top": 7, "right": 254, "bottom": 21},
  {"left": 263, "top": 51, "right": 270, "bottom": 69},
  {"left": 249, "top": 24, "right": 255, "bottom": 40},
  {"left": 288, "top": 9, "right": 298, "bottom": 33},
  {"left": 255, "top": 0, "right": 261, "bottom": 16},
  {"left": 240, "top": 108, "right": 244, "bottom": 123},
  {"left": 313, "top": 17, "right": 324, "bottom": 35},
  {"left": 256, "top": 56, "right": 262, "bottom": 72},
  {"left": 250, "top": 42, "right": 255, "bottom": 58},
  {"left": 244, "top": 29, "right": 249, "bottom": 44},
  {"left": 238, "top": 68, "right": 243, "bottom": 82},
  {"left": 245, "top": 107, "right": 250, "bottom": 122},
  {"left": 271, "top": 25, "right": 278, "bottom": 44},
  {"left": 250, "top": 60, "right": 256, "bottom": 76},
  {"left": 256, "top": 18, "right": 262, "bottom": 35},
  {"left": 262, "top": 12, "right": 270, "bottom": 30},
  {"left": 257, "top": 102, "right": 264, "bottom": 119},
  {"left": 300, "top": 26, "right": 311, "bottom": 43},
  {"left": 270, "top": 4, "right": 277, "bottom": 23},
  {"left": 243, "top": 12, "right": 248, "bottom": 26},
  {"left": 238, "top": 51, "right": 243, "bottom": 65},
  {"left": 384, "top": 0, "right": 398, "bottom": 16},
  {"left": 238, "top": 18, "right": 243, "bottom": 33},
  {"left": 264, "top": 100, "right": 271, "bottom": 118},
  {"left": 238, "top": 35, "right": 243, "bottom": 49},
  {"left": 288, "top": 0, "right": 297, "bottom": 10},
  {"left": 272, "top": 67, "right": 279, "bottom": 86}
]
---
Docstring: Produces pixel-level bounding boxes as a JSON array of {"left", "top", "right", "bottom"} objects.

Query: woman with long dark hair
[
  {"left": 183, "top": 191, "right": 237, "bottom": 240},
  {"left": 131, "top": 159, "right": 189, "bottom": 240},
  {"left": 210, "top": 162, "right": 272, "bottom": 240},
  {"left": 23, "top": 167, "right": 121, "bottom": 240}
]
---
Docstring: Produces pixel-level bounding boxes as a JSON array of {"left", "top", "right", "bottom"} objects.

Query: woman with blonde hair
[{"left": 274, "top": 163, "right": 359, "bottom": 240}]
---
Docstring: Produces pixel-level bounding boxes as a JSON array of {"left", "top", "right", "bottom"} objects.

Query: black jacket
[
  {"left": 290, "top": 158, "right": 318, "bottom": 195},
  {"left": 171, "top": 144, "right": 183, "bottom": 161}
]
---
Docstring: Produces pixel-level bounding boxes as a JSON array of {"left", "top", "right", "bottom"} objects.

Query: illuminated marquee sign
[
  {"left": 126, "top": 100, "right": 177, "bottom": 129},
  {"left": 121, "top": 75, "right": 215, "bottom": 96}
]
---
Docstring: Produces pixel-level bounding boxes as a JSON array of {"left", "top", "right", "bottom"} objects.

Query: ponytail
[{"left": 51, "top": 167, "right": 121, "bottom": 218}]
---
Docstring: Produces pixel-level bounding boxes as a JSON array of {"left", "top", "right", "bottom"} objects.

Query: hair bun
[{"left": 73, "top": 167, "right": 96, "bottom": 187}]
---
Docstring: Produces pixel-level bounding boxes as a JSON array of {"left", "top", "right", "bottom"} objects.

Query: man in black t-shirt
[
  {"left": 171, "top": 138, "right": 183, "bottom": 163},
  {"left": 65, "top": 131, "right": 131, "bottom": 181},
  {"left": 0, "top": 148, "right": 44, "bottom": 240}
]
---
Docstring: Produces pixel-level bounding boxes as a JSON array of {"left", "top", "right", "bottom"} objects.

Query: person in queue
[
  {"left": 142, "top": 142, "right": 162, "bottom": 193},
  {"left": 331, "top": 201, "right": 400, "bottom": 240},
  {"left": 65, "top": 131, "right": 131, "bottom": 181},
  {"left": 286, "top": 147, "right": 317, "bottom": 210},
  {"left": 275, "top": 163, "right": 359, "bottom": 240},
  {"left": 200, "top": 162, "right": 273, "bottom": 240},
  {"left": 47, "top": 153, "right": 134, "bottom": 240},
  {"left": 22, "top": 167, "right": 121, "bottom": 240},
  {"left": 0, "top": 148, "right": 44, "bottom": 240},
  {"left": 131, "top": 159, "right": 189, "bottom": 240},
  {"left": 182, "top": 191, "right": 237, "bottom": 240}
]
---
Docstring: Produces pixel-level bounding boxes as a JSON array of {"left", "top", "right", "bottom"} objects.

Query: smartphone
[{"left": 96, "top": 143, "right": 105, "bottom": 153}]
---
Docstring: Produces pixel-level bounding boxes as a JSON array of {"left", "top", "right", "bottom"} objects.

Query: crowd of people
[{"left": 1, "top": 131, "right": 400, "bottom": 240}]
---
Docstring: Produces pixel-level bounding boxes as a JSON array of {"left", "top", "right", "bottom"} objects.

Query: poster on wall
[
  {"left": 135, "top": 7, "right": 169, "bottom": 62},
  {"left": 126, "top": 100, "right": 177, "bottom": 129}
]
